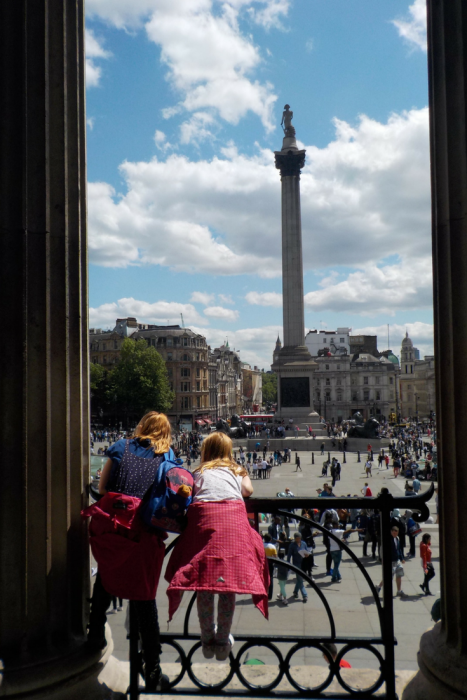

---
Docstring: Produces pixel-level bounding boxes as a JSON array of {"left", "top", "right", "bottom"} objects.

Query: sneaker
[
  {"left": 396, "top": 590, "right": 406, "bottom": 597},
  {"left": 419, "top": 584, "right": 426, "bottom": 594},
  {"left": 201, "top": 641, "right": 215, "bottom": 659},
  {"left": 376, "top": 586, "right": 382, "bottom": 595},
  {"left": 276, "top": 593, "right": 283, "bottom": 601},
  {"left": 293, "top": 592, "right": 299, "bottom": 599},
  {"left": 108, "top": 609, "right": 117, "bottom": 614},
  {"left": 117, "top": 606, "right": 123, "bottom": 611},
  {"left": 281, "top": 598, "right": 288, "bottom": 606},
  {"left": 216, "top": 634, "right": 234, "bottom": 661},
  {"left": 303, "top": 597, "right": 308, "bottom": 603},
  {"left": 145, "top": 666, "right": 171, "bottom": 692}
]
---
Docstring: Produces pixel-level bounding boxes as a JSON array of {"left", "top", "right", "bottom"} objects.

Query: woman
[
  {"left": 420, "top": 533, "right": 436, "bottom": 595},
  {"left": 87, "top": 412, "right": 172, "bottom": 692},
  {"left": 165, "top": 432, "right": 269, "bottom": 661}
]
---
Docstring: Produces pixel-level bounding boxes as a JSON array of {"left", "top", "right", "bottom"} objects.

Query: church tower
[
  {"left": 401, "top": 331, "right": 415, "bottom": 375},
  {"left": 273, "top": 335, "right": 282, "bottom": 366}
]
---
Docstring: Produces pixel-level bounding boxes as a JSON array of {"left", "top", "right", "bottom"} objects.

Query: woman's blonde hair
[
  {"left": 195, "top": 431, "right": 247, "bottom": 477},
  {"left": 132, "top": 411, "right": 172, "bottom": 454}
]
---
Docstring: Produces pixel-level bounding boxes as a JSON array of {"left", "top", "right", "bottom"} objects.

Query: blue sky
[{"left": 85, "top": 0, "right": 433, "bottom": 368}]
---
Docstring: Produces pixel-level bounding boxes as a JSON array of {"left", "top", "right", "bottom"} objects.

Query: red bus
[{"left": 239, "top": 414, "right": 274, "bottom": 426}]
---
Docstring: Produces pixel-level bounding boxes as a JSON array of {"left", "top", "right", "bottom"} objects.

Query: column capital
[{"left": 274, "top": 149, "right": 306, "bottom": 179}]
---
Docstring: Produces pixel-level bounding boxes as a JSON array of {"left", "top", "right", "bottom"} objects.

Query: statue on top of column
[{"left": 281, "top": 104, "right": 296, "bottom": 137}]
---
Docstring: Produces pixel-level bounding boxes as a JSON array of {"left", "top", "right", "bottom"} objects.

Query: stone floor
[{"left": 97, "top": 446, "right": 438, "bottom": 686}]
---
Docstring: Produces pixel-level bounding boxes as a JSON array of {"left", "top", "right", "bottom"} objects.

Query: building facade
[
  {"left": 305, "top": 327, "right": 351, "bottom": 357},
  {"left": 399, "top": 333, "right": 436, "bottom": 420},
  {"left": 210, "top": 343, "right": 243, "bottom": 419}
]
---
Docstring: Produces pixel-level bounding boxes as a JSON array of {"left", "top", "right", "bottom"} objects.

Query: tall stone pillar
[
  {"left": 0, "top": 2, "right": 114, "bottom": 697},
  {"left": 272, "top": 106, "right": 318, "bottom": 424},
  {"left": 403, "top": 2, "right": 467, "bottom": 699}
]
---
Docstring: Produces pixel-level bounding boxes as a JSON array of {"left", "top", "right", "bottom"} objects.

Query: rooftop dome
[
  {"left": 387, "top": 352, "right": 399, "bottom": 364},
  {"left": 401, "top": 331, "right": 413, "bottom": 347}
]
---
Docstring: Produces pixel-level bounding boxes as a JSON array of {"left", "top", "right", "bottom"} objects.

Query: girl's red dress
[{"left": 165, "top": 500, "right": 269, "bottom": 621}]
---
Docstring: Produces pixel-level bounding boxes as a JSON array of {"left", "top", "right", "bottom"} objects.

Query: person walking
[
  {"left": 287, "top": 532, "right": 309, "bottom": 602},
  {"left": 276, "top": 533, "right": 290, "bottom": 605},
  {"left": 419, "top": 533, "right": 435, "bottom": 595},
  {"left": 320, "top": 442, "right": 325, "bottom": 455},
  {"left": 295, "top": 455, "right": 302, "bottom": 472},
  {"left": 377, "top": 524, "right": 406, "bottom": 597}
]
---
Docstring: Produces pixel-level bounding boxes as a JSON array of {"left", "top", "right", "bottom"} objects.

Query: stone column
[
  {"left": 0, "top": 2, "right": 114, "bottom": 697},
  {"left": 275, "top": 148, "right": 307, "bottom": 351},
  {"left": 403, "top": 1, "right": 467, "bottom": 699}
]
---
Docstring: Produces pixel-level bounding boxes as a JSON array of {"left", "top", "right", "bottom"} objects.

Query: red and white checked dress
[{"left": 165, "top": 500, "right": 269, "bottom": 621}]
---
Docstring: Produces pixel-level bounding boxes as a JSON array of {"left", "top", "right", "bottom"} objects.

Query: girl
[
  {"left": 420, "top": 533, "right": 435, "bottom": 595},
  {"left": 165, "top": 432, "right": 269, "bottom": 661}
]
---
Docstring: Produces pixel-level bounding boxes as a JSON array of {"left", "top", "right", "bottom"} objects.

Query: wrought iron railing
[{"left": 127, "top": 484, "right": 434, "bottom": 700}]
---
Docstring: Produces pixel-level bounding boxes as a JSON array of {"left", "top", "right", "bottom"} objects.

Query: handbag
[{"left": 408, "top": 523, "right": 422, "bottom": 536}]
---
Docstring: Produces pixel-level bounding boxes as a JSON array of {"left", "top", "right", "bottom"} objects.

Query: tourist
[
  {"left": 287, "top": 532, "right": 309, "bottom": 602},
  {"left": 165, "top": 432, "right": 267, "bottom": 661},
  {"left": 88, "top": 411, "right": 173, "bottom": 691},
  {"left": 420, "top": 533, "right": 435, "bottom": 595},
  {"left": 362, "top": 482, "right": 373, "bottom": 497},
  {"left": 268, "top": 516, "right": 283, "bottom": 544},
  {"left": 377, "top": 525, "right": 406, "bottom": 597}
]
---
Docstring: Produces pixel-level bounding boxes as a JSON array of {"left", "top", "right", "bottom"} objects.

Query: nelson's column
[{"left": 272, "top": 105, "right": 318, "bottom": 423}]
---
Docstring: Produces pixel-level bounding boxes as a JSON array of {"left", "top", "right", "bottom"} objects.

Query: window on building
[
  {"left": 325, "top": 364, "right": 329, "bottom": 370},
  {"left": 323, "top": 338, "right": 327, "bottom": 343},
  {"left": 316, "top": 379, "right": 320, "bottom": 386},
  {"left": 181, "top": 368, "right": 190, "bottom": 377},
  {"left": 102, "top": 343, "right": 106, "bottom": 351},
  {"left": 182, "top": 353, "right": 189, "bottom": 361},
  {"left": 376, "top": 391, "right": 381, "bottom": 400},
  {"left": 364, "top": 376, "right": 368, "bottom": 384},
  {"left": 181, "top": 382, "right": 190, "bottom": 392},
  {"left": 167, "top": 368, "right": 173, "bottom": 378},
  {"left": 340, "top": 338, "right": 344, "bottom": 343},
  {"left": 196, "top": 368, "right": 200, "bottom": 377},
  {"left": 375, "top": 376, "right": 379, "bottom": 384},
  {"left": 203, "top": 369, "right": 207, "bottom": 378},
  {"left": 167, "top": 337, "right": 173, "bottom": 346},
  {"left": 316, "top": 391, "right": 321, "bottom": 399},
  {"left": 196, "top": 353, "right": 200, "bottom": 361},
  {"left": 411, "top": 366, "right": 413, "bottom": 374},
  {"left": 197, "top": 396, "right": 201, "bottom": 408},
  {"left": 103, "top": 355, "right": 107, "bottom": 363},
  {"left": 114, "top": 340, "right": 118, "bottom": 349},
  {"left": 203, "top": 380, "right": 207, "bottom": 390},
  {"left": 337, "top": 391, "right": 343, "bottom": 401},
  {"left": 364, "top": 390, "right": 369, "bottom": 401},
  {"left": 92, "top": 356, "right": 98, "bottom": 363},
  {"left": 167, "top": 352, "right": 172, "bottom": 361},
  {"left": 336, "top": 379, "right": 341, "bottom": 386},
  {"left": 390, "top": 376, "right": 394, "bottom": 384},
  {"left": 182, "top": 396, "right": 191, "bottom": 409},
  {"left": 352, "top": 393, "right": 358, "bottom": 401},
  {"left": 325, "top": 378, "right": 330, "bottom": 386},
  {"left": 183, "top": 338, "right": 188, "bottom": 346},
  {"left": 337, "top": 364, "right": 340, "bottom": 370},
  {"left": 325, "top": 391, "right": 331, "bottom": 399},
  {"left": 196, "top": 381, "right": 200, "bottom": 391}
]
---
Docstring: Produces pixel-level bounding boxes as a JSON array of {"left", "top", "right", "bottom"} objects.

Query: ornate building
[{"left": 399, "top": 332, "right": 436, "bottom": 420}]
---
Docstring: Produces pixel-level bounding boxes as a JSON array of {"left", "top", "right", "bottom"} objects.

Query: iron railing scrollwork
[{"left": 122, "top": 485, "right": 434, "bottom": 700}]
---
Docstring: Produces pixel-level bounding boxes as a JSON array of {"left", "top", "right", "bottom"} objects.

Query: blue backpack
[{"left": 140, "top": 451, "right": 194, "bottom": 533}]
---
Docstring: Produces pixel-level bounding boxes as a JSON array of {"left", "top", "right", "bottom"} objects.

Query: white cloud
[
  {"left": 87, "top": 117, "right": 95, "bottom": 130},
  {"left": 88, "top": 106, "right": 431, "bottom": 308},
  {"left": 192, "top": 323, "right": 281, "bottom": 368},
  {"left": 89, "top": 297, "right": 208, "bottom": 328},
  {"left": 190, "top": 291, "right": 215, "bottom": 305},
  {"left": 85, "top": 29, "right": 112, "bottom": 87},
  {"left": 145, "top": 1, "right": 277, "bottom": 131},
  {"left": 304, "top": 258, "right": 433, "bottom": 316},
  {"left": 353, "top": 321, "right": 434, "bottom": 359},
  {"left": 218, "top": 294, "right": 234, "bottom": 305},
  {"left": 246, "top": 0, "right": 290, "bottom": 30},
  {"left": 180, "top": 112, "right": 217, "bottom": 145},
  {"left": 245, "top": 291, "right": 282, "bottom": 307},
  {"left": 392, "top": 0, "right": 427, "bottom": 52},
  {"left": 86, "top": 0, "right": 157, "bottom": 29},
  {"left": 204, "top": 306, "right": 239, "bottom": 321},
  {"left": 305, "top": 38, "right": 314, "bottom": 52}
]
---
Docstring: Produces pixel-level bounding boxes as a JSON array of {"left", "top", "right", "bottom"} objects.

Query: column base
[
  {"left": 0, "top": 626, "right": 130, "bottom": 699},
  {"left": 402, "top": 623, "right": 467, "bottom": 700}
]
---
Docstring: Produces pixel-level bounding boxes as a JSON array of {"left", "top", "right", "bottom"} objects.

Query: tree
[
  {"left": 262, "top": 372, "right": 277, "bottom": 404},
  {"left": 90, "top": 362, "right": 112, "bottom": 416},
  {"left": 109, "top": 339, "right": 174, "bottom": 419}
]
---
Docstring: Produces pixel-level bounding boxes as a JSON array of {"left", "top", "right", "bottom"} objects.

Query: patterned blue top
[{"left": 106, "top": 438, "right": 163, "bottom": 499}]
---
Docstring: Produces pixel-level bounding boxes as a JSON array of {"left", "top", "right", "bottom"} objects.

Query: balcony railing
[{"left": 125, "top": 485, "right": 434, "bottom": 700}]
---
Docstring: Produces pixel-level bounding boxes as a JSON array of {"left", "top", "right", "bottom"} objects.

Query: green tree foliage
[
  {"left": 90, "top": 362, "right": 111, "bottom": 414},
  {"left": 109, "top": 339, "right": 174, "bottom": 416},
  {"left": 262, "top": 372, "right": 277, "bottom": 404}
]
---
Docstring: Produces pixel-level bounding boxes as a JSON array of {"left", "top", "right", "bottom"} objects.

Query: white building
[{"left": 305, "top": 328, "right": 351, "bottom": 358}]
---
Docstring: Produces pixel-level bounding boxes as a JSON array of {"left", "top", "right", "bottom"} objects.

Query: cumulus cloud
[
  {"left": 87, "top": 117, "right": 95, "bottom": 130},
  {"left": 245, "top": 291, "right": 282, "bottom": 307},
  {"left": 180, "top": 112, "right": 217, "bottom": 145},
  {"left": 353, "top": 321, "right": 434, "bottom": 359},
  {"left": 392, "top": 0, "right": 427, "bottom": 52},
  {"left": 204, "top": 306, "right": 239, "bottom": 321},
  {"left": 86, "top": 0, "right": 157, "bottom": 29},
  {"left": 218, "top": 294, "right": 234, "bottom": 304},
  {"left": 190, "top": 291, "right": 215, "bottom": 305},
  {"left": 89, "top": 297, "right": 208, "bottom": 328},
  {"left": 85, "top": 28, "right": 112, "bottom": 88},
  {"left": 304, "top": 257, "right": 433, "bottom": 316},
  {"left": 192, "top": 323, "right": 281, "bottom": 368}
]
